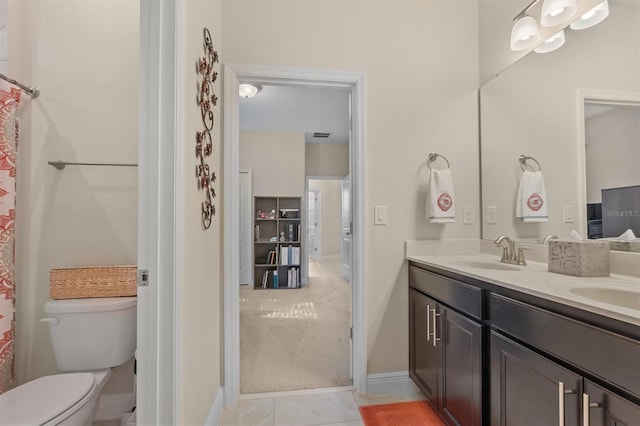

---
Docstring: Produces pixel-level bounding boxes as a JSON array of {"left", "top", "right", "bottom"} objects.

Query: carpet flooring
[
  {"left": 359, "top": 401, "right": 445, "bottom": 426},
  {"left": 240, "top": 256, "right": 352, "bottom": 394}
]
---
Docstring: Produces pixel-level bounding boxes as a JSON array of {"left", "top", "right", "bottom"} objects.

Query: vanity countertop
[{"left": 407, "top": 253, "right": 640, "bottom": 327}]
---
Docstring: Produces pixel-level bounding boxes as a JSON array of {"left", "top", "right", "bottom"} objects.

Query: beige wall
[
  {"left": 306, "top": 143, "right": 349, "bottom": 177},
  {"left": 223, "top": 0, "right": 480, "bottom": 374},
  {"left": 12, "top": 0, "right": 138, "bottom": 396},
  {"left": 177, "top": 0, "right": 223, "bottom": 424},
  {"left": 309, "top": 179, "right": 342, "bottom": 256},
  {"left": 240, "top": 130, "right": 306, "bottom": 197},
  {"left": 481, "top": 0, "right": 640, "bottom": 241},
  {"left": 586, "top": 107, "right": 640, "bottom": 203}
]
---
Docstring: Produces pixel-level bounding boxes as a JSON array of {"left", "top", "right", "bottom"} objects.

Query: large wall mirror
[{"left": 480, "top": 0, "right": 639, "bottom": 251}]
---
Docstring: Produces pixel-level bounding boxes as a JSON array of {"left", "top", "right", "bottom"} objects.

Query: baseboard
[
  {"left": 205, "top": 386, "right": 225, "bottom": 426},
  {"left": 367, "top": 371, "right": 420, "bottom": 395},
  {"left": 94, "top": 393, "right": 135, "bottom": 422}
]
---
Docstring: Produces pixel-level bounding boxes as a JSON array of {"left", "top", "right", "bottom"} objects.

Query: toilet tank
[{"left": 43, "top": 297, "right": 136, "bottom": 371}]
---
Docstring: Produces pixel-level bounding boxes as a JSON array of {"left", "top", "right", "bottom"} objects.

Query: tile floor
[{"left": 219, "top": 388, "right": 426, "bottom": 426}]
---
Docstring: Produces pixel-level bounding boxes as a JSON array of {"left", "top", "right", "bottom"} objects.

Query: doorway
[{"left": 223, "top": 64, "right": 366, "bottom": 407}]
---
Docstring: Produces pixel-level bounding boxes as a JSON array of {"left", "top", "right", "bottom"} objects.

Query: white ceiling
[{"left": 239, "top": 84, "right": 350, "bottom": 144}]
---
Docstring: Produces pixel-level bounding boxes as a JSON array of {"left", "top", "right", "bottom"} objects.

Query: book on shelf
[
  {"left": 287, "top": 267, "right": 300, "bottom": 288},
  {"left": 255, "top": 225, "right": 261, "bottom": 241},
  {"left": 273, "top": 270, "right": 278, "bottom": 289},
  {"left": 262, "top": 270, "right": 269, "bottom": 288},
  {"left": 264, "top": 250, "right": 277, "bottom": 265}
]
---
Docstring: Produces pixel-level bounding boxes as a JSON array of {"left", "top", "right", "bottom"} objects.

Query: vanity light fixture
[
  {"left": 511, "top": 15, "right": 541, "bottom": 51},
  {"left": 541, "top": 0, "right": 578, "bottom": 26},
  {"left": 239, "top": 83, "right": 261, "bottom": 98},
  {"left": 570, "top": 0, "right": 609, "bottom": 30},
  {"left": 534, "top": 29, "right": 566, "bottom": 53}
]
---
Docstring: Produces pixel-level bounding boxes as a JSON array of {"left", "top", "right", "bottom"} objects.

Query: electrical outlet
[
  {"left": 463, "top": 205, "right": 474, "bottom": 225},
  {"left": 486, "top": 206, "right": 497, "bottom": 224}
]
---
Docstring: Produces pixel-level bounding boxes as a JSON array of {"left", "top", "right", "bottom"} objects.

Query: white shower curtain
[{"left": 0, "top": 80, "right": 23, "bottom": 394}]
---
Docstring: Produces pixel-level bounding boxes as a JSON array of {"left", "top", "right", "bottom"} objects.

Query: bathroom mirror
[{"left": 480, "top": 0, "right": 640, "bottom": 250}]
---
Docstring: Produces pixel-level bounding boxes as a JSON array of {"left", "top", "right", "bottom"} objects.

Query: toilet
[{"left": 0, "top": 296, "right": 136, "bottom": 426}]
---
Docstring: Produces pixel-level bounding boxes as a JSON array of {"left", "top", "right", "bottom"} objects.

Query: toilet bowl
[
  {"left": 0, "top": 296, "right": 136, "bottom": 425},
  {"left": 0, "top": 369, "right": 111, "bottom": 426}
]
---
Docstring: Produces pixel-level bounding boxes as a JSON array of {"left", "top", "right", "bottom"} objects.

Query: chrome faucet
[
  {"left": 494, "top": 236, "right": 515, "bottom": 263},
  {"left": 494, "top": 236, "right": 529, "bottom": 265}
]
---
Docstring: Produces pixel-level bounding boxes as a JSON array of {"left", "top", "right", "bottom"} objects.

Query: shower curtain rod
[{"left": 0, "top": 73, "right": 40, "bottom": 98}]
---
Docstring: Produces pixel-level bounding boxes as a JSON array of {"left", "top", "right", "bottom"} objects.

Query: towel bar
[
  {"left": 427, "top": 153, "right": 450, "bottom": 170},
  {"left": 48, "top": 161, "right": 138, "bottom": 170},
  {"left": 518, "top": 155, "right": 542, "bottom": 172}
]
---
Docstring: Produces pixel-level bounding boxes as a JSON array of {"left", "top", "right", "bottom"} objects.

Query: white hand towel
[
  {"left": 427, "top": 169, "right": 455, "bottom": 223},
  {"left": 516, "top": 170, "right": 548, "bottom": 222}
]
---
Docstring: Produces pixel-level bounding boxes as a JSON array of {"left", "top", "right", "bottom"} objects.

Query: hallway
[{"left": 240, "top": 256, "right": 351, "bottom": 394}]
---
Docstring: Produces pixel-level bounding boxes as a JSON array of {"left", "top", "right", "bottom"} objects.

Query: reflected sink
[
  {"left": 570, "top": 287, "right": 640, "bottom": 310},
  {"left": 450, "top": 260, "right": 521, "bottom": 271}
]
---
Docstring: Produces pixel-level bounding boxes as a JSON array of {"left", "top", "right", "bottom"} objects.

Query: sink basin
[
  {"left": 450, "top": 260, "right": 521, "bottom": 271},
  {"left": 570, "top": 287, "right": 640, "bottom": 310}
]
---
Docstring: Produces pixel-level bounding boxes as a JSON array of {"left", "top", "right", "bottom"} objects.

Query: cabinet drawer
[
  {"left": 409, "top": 265, "right": 482, "bottom": 320},
  {"left": 490, "top": 293, "right": 640, "bottom": 399}
]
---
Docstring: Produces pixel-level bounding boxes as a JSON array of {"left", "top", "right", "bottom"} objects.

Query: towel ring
[
  {"left": 519, "top": 155, "right": 542, "bottom": 172},
  {"left": 427, "top": 153, "right": 450, "bottom": 170}
]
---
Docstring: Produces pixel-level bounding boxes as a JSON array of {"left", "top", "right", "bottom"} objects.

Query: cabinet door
[
  {"left": 441, "top": 306, "right": 483, "bottom": 426},
  {"left": 491, "top": 332, "right": 582, "bottom": 426},
  {"left": 409, "top": 289, "right": 442, "bottom": 408},
  {"left": 584, "top": 380, "right": 640, "bottom": 426}
]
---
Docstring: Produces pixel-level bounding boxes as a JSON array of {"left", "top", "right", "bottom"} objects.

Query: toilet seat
[{"left": 0, "top": 373, "right": 96, "bottom": 426}]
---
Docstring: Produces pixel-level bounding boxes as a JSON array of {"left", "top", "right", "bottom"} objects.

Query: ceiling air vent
[{"left": 313, "top": 132, "right": 331, "bottom": 138}]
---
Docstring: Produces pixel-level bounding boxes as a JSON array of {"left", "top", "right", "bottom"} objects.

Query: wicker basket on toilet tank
[{"left": 50, "top": 265, "right": 137, "bottom": 299}]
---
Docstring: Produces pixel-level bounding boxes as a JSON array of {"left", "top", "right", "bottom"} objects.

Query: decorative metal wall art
[{"left": 195, "top": 27, "right": 219, "bottom": 230}]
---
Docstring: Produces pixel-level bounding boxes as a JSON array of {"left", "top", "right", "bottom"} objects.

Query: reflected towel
[
  {"left": 516, "top": 170, "right": 548, "bottom": 222},
  {"left": 427, "top": 169, "right": 455, "bottom": 223}
]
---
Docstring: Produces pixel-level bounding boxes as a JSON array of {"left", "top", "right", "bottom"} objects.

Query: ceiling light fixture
[
  {"left": 511, "top": 15, "right": 541, "bottom": 51},
  {"left": 540, "top": 0, "right": 577, "bottom": 26},
  {"left": 239, "top": 83, "right": 261, "bottom": 98},
  {"left": 570, "top": 0, "right": 609, "bottom": 30},
  {"left": 534, "top": 29, "right": 566, "bottom": 53}
]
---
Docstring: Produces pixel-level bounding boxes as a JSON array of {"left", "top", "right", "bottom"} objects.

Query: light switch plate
[
  {"left": 486, "top": 206, "right": 497, "bottom": 224},
  {"left": 463, "top": 205, "right": 474, "bottom": 225},
  {"left": 374, "top": 205, "right": 387, "bottom": 225},
  {"left": 564, "top": 205, "right": 574, "bottom": 223}
]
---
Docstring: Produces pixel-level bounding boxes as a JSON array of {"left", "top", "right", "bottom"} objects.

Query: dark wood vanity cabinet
[
  {"left": 409, "top": 266, "right": 483, "bottom": 426},
  {"left": 490, "top": 293, "right": 640, "bottom": 426},
  {"left": 491, "top": 331, "right": 582, "bottom": 426},
  {"left": 409, "top": 261, "right": 640, "bottom": 426}
]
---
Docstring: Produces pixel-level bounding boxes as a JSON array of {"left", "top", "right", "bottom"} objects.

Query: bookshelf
[{"left": 254, "top": 196, "right": 302, "bottom": 289}]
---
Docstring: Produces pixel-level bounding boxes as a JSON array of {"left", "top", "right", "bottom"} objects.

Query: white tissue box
[
  {"left": 609, "top": 240, "right": 640, "bottom": 253},
  {"left": 548, "top": 240, "right": 610, "bottom": 277}
]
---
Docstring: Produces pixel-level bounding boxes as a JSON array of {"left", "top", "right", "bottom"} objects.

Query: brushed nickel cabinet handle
[
  {"left": 426, "top": 305, "right": 430, "bottom": 342},
  {"left": 432, "top": 308, "right": 441, "bottom": 347},
  {"left": 558, "top": 382, "right": 577, "bottom": 426},
  {"left": 582, "top": 393, "right": 600, "bottom": 426},
  {"left": 559, "top": 382, "right": 565, "bottom": 426}
]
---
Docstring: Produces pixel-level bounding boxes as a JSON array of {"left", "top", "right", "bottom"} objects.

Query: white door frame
[
  {"left": 575, "top": 89, "right": 640, "bottom": 237},
  {"left": 138, "top": 0, "right": 181, "bottom": 423},
  {"left": 223, "top": 64, "right": 366, "bottom": 407}
]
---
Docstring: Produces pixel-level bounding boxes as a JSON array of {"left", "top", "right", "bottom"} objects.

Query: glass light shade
[
  {"left": 570, "top": 0, "right": 609, "bottom": 30},
  {"left": 541, "top": 0, "right": 578, "bottom": 26},
  {"left": 534, "top": 30, "right": 566, "bottom": 53},
  {"left": 239, "top": 84, "right": 261, "bottom": 98},
  {"left": 511, "top": 16, "right": 541, "bottom": 51}
]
